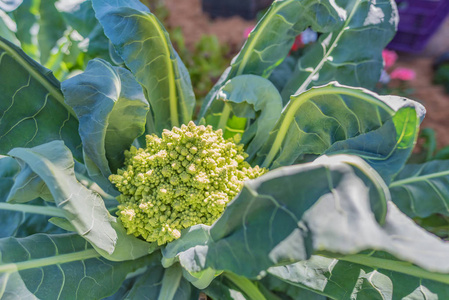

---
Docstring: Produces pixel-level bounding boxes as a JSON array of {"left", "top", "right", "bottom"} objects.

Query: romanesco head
[{"left": 109, "top": 121, "right": 267, "bottom": 245}]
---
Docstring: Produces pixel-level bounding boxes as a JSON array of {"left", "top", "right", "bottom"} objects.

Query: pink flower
[
  {"left": 244, "top": 26, "right": 254, "bottom": 38},
  {"left": 382, "top": 49, "right": 398, "bottom": 69},
  {"left": 390, "top": 67, "right": 416, "bottom": 81}
]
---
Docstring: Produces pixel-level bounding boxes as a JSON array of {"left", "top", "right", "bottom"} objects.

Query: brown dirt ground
[{"left": 164, "top": 0, "right": 449, "bottom": 149}]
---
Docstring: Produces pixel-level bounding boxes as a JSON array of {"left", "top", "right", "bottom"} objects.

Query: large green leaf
[
  {"left": 254, "top": 83, "right": 391, "bottom": 168},
  {"left": 62, "top": 58, "right": 149, "bottom": 191},
  {"left": 164, "top": 155, "right": 449, "bottom": 284},
  {"left": 0, "top": 36, "right": 82, "bottom": 161},
  {"left": 92, "top": 0, "right": 195, "bottom": 133},
  {"left": 8, "top": 141, "right": 153, "bottom": 261},
  {"left": 204, "top": 75, "right": 283, "bottom": 160},
  {"left": 0, "top": 233, "right": 153, "bottom": 300},
  {"left": 281, "top": 0, "right": 398, "bottom": 100},
  {"left": 268, "top": 254, "right": 449, "bottom": 299},
  {"left": 253, "top": 84, "right": 421, "bottom": 182},
  {"left": 324, "top": 106, "right": 420, "bottom": 184},
  {"left": 389, "top": 160, "right": 449, "bottom": 218}
]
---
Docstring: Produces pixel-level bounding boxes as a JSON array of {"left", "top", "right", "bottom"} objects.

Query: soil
[{"left": 164, "top": 0, "right": 449, "bottom": 149}]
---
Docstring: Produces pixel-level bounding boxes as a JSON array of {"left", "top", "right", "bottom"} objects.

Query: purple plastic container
[{"left": 388, "top": 0, "right": 449, "bottom": 52}]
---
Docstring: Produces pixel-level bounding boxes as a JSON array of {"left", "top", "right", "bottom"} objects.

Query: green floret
[{"left": 109, "top": 121, "right": 267, "bottom": 245}]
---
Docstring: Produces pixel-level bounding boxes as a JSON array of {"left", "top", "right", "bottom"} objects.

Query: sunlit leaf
[{"left": 0, "top": 36, "right": 82, "bottom": 161}]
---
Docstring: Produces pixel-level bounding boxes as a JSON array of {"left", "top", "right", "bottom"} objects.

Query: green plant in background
[
  {"left": 3, "top": 0, "right": 449, "bottom": 299},
  {"left": 0, "top": 0, "right": 112, "bottom": 80},
  {"left": 434, "top": 52, "right": 449, "bottom": 94},
  {"left": 434, "top": 64, "right": 449, "bottom": 93},
  {"left": 170, "top": 28, "right": 231, "bottom": 102},
  {"left": 410, "top": 128, "right": 449, "bottom": 163}
]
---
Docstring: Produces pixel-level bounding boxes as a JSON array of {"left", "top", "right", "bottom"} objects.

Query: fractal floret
[{"left": 109, "top": 121, "right": 267, "bottom": 245}]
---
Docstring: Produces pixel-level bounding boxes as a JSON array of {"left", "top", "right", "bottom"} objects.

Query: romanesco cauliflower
[{"left": 109, "top": 121, "right": 267, "bottom": 245}]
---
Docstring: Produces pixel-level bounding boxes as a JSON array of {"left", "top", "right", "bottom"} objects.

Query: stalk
[
  {"left": 217, "top": 102, "right": 232, "bottom": 132},
  {"left": 389, "top": 170, "right": 449, "bottom": 188},
  {"left": 157, "top": 264, "right": 183, "bottom": 300},
  {"left": 224, "top": 272, "right": 266, "bottom": 300},
  {"left": 0, "top": 248, "right": 100, "bottom": 273}
]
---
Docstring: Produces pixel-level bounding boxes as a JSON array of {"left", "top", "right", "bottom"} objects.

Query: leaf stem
[
  {"left": 389, "top": 169, "right": 449, "bottom": 188},
  {"left": 0, "top": 202, "right": 65, "bottom": 218},
  {"left": 143, "top": 14, "right": 178, "bottom": 128},
  {"left": 157, "top": 264, "right": 183, "bottom": 300},
  {"left": 224, "top": 272, "right": 266, "bottom": 300},
  {"left": 217, "top": 103, "right": 232, "bottom": 132},
  {"left": 339, "top": 254, "right": 449, "bottom": 285},
  {"left": 0, "top": 248, "right": 100, "bottom": 273}
]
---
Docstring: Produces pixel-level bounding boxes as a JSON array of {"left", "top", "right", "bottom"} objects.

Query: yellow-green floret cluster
[{"left": 109, "top": 121, "right": 267, "bottom": 245}]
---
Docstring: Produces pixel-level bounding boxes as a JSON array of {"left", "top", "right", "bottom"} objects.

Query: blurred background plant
[
  {"left": 0, "top": 0, "right": 111, "bottom": 80},
  {"left": 410, "top": 127, "right": 449, "bottom": 163},
  {"left": 171, "top": 29, "right": 230, "bottom": 101},
  {"left": 433, "top": 52, "right": 449, "bottom": 93}
]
